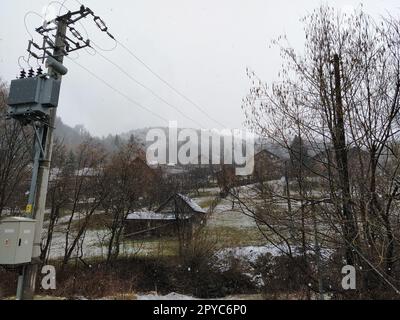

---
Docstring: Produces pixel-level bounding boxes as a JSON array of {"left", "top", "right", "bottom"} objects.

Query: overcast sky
[{"left": 1, "top": 0, "right": 399, "bottom": 137}]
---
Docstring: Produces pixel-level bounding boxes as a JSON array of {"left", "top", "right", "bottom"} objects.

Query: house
[
  {"left": 252, "top": 149, "right": 283, "bottom": 182},
  {"left": 215, "top": 150, "right": 283, "bottom": 196},
  {"left": 216, "top": 165, "right": 237, "bottom": 197},
  {"left": 311, "top": 147, "right": 371, "bottom": 180},
  {"left": 125, "top": 193, "right": 207, "bottom": 239},
  {"left": 131, "top": 156, "right": 162, "bottom": 196}
]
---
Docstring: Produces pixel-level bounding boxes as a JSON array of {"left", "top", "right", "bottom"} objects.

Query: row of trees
[
  {"left": 42, "top": 137, "right": 184, "bottom": 267},
  {"left": 0, "top": 81, "right": 190, "bottom": 267},
  {"left": 240, "top": 6, "right": 400, "bottom": 298},
  {"left": 0, "top": 80, "right": 32, "bottom": 217}
]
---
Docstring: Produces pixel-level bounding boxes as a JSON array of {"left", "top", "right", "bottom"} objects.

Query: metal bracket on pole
[{"left": 32, "top": 123, "right": 46, "bottom": 159}]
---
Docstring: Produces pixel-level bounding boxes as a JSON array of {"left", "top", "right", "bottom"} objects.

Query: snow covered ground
[
  {"left": 47, "top": 229, "right": 155, "bottom": 259},
  {"left": 44, "top": 183, "right": 332, "bottom": 264},
  {"left": 45, "top": 185, "right": 261, "bottom": 259},
  {"left": 136, "top": 292, "right": 264, "bottom": 300},
  {"left": 137, "top": 292, "right": 198, "bottom": 300},
  {"left": 217, "top": 245, "right": 289, "bottom": 264}
]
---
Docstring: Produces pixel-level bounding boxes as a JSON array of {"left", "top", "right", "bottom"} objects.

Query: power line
[
  {"left": 24, "top": 7, "right": 188, "bottom": 126},
  {"left": 116, "top": 40, "right": 226, "bottom": 128},
  {"left": 94, "top": 49, "right": 205, "bottom": 127},
  {"left": 45, "top": 1, "right": 226, "bottom": 128},
  {"left": 24, "top": 11, "right": 43, "bottom": 40},
  {"left": 66, "top": 56, "right": 170, "bottom": 124}
]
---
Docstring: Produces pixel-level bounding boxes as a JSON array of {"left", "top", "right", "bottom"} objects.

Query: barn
[{"left": 124, "top": 193, "right": 207, "bottom": 239}]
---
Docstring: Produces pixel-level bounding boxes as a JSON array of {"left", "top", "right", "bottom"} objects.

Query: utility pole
[
  {"left": 332, "top": 53, "right": 357, "bottom": 267},
  {"left": 18, "top": 18, "right": 68, "bottom": 300},
  {"left": 311, "top": 202, "right": 324, "bottom": 300},
  {"left": 4, "top": 4, "right": 112, "bottom": 300}
]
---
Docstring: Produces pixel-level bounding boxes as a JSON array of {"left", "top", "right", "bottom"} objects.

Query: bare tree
[
  {"left": 60, "top": 139, "right": 108, "bottom": 267},
  {"left": 103, "top": 141, "right": 146, "bottom": 264},
  {"left": 0, "top": 79, "right": 32, "bottom": 217},
  {"left": 40, "top": 138, "right": 69, "bottom": 263},
  {"left": 242, "top": 6, "right": 400, "bottom": 298}
]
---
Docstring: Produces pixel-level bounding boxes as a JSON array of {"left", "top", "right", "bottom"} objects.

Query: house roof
[
  {"left": 255, "top": 149, "right": 280, "bottom": 161},
  {"left": 126, "top": 211, "right": 192, "bottom": 221},
  {"left": 176, "top": 193, "right": 207, "bottom": 214},
  {"left": 126, "top": 193, "right": 206, "bottom": 222},
  {"left": 156, "top": 193, "right": 207, "bottom": 214}
]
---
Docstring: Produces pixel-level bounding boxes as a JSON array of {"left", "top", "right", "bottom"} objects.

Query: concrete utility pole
[
  {"left": 4, "top": 4, "right": 109, "bottom": 300},
  {"left": 19, "top": 17, "right": 68, "bottom": 300}
]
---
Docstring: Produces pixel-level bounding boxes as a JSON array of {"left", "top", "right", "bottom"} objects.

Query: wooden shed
[{"left": 124, "top": 193, "right": 207, "bottom": 239}]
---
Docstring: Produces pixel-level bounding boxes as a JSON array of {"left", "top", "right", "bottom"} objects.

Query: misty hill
[
  {"left": 54, "top": 117, "right": 92, "bottom": 148},
  {"left": 54, "top": 118, "right": 289, "bottom": 160}
]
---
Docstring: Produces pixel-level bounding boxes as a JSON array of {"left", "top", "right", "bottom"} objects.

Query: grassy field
[{"left": 45, "top": 186, "right": 270, "bottom": 260}]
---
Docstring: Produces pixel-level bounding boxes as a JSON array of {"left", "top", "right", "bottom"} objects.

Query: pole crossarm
[{"left": 30, "top": 6, "right": 94, "bottom": 64}]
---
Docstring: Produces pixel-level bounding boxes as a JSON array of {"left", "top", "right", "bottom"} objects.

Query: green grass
[
  {"left": 204, "top": 225, "right": 265, "bottom": 248},
  {"left": 67, "top": 212, "right": 112, "bottom": 231},
  {"left": 190, "top": 190, "right": 216, "bottom": 198},
  {"left": 121, "top": 226, "right": 265, "bottom": 258},
  {"left": 199, "top": 197, "right": 221, "bottom": 210},
  {"left": 122, "top": 238, "right": 180, "bottom": 257}
]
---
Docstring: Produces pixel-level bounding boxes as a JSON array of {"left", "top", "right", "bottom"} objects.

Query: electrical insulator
[
  {"left": 94, "top": 16, "right": 108, "bottom": 32},
  {"left": 19, "top": 69, "right": 26, "bottom": 79},
  {"left": 28, "top": 68, "right": 35, "bottom": 78},
  {"left": 70, "top": 27, "right": 83, "bottom": 41},
  {"left": 36, "top": 67, "right": 43, "bottom": 76}
]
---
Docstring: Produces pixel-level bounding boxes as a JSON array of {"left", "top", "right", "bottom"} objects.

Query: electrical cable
[
  {"left": 66, "top": 56, "right": 170, "bottom": 124},
  {"left": 55, "top": 0, "right": 225, "bottom": 128},
  {"left": 44, "top": 2, "right": 206, "bottom": 127},
  {"left": 22, "top": 11, "right": 46, "bottom": 68},
  {"left": 115, "top": 40, "right": 226, "bottom": 128},
  {"left": 94, "top": 49, "right": 205, "bottom": 127},
  {"left": 24, "top": 11, "right": 43, "bottom": 40},
  {"left": 25, "top": 2, "right": 224, "bottom": 129}
]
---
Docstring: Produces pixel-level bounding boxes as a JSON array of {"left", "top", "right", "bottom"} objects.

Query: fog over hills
[{"left": 55, "top": 117, "right": 289, "bottom": 159}]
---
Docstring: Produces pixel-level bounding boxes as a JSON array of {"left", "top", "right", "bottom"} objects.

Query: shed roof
[
  {"left": 126, "top": 212, "right": 192, "bottom": 221},
  {"left": 176, "top": 193, "right": 207, "bottom": 214}
]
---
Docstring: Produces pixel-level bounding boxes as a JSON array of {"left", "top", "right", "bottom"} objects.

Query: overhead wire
[
  {"left": 54, "top": 0, "right": 226, "bottom": 128},
  {"left": 22, "top": 11, "right": 46, "bottom": 69},
  {"left": 44, "top": 1, "right": 208, "bottom": 127},
  {"left": 21, "top": 8, "right": 172, "bottom": 125},
  {"left": 92, "top": 49, "right": 205, "bottom": 127},
  {"left": 66, "top": 56, "right": 170, "bottom": 124},
  {"left": 115, "top": 40, "right": 226, "bottom": 128},
  {"left": 24, "top": 2, "right": 226, "bottom": 129},
  {"left": 24, "top": 11, "right": 43, "bottom": 41}
]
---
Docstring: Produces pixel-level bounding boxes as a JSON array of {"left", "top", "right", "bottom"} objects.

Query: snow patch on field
[
  {"left": 217, "top": 245, "right": 334, "bottom": 265},
  {"left": 47, "top": 229, "right": 150, "bottom": 259},
  {"left": 217, "top": 245, "right": 289, "bottom": 263},
  {"left": 137, "top": 292, "right": 198, "bottom": 300}
]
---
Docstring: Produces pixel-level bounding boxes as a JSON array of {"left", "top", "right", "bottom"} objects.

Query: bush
[{"left": 254, "top": 253, "right": 311, "bottom": 299}]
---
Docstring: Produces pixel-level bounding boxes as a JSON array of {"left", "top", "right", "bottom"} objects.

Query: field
[{"left": 45, "top": 186, "right": 269, "bottom": 261}]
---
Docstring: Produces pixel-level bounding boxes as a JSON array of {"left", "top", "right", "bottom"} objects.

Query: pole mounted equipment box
[
  {"left": 0, "top": 217, "right": 36, "bottom": 265},
  {"left": 7, "top": 76, "right": 61, "bottom": 123}
]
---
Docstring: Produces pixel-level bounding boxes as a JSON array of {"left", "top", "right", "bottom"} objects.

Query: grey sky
[{"left": 1, "top": 0, "right": 399, "bottom": 137}]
